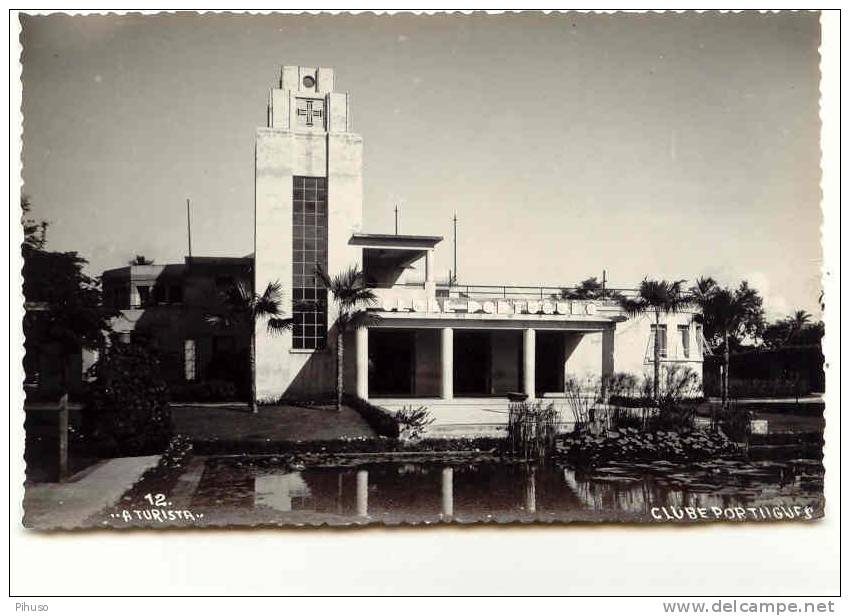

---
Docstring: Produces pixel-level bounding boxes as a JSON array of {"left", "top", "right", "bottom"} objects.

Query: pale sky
[{"left": 20, "top": 12, "right": 822, "bottom": 319}]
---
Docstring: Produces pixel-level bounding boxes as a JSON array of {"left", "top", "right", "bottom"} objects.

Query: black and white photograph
[
  {"left": 9, "top": 9, "right": 840, "bottom": 601},
  {"left": 15, "top": 10, "right": 828, "bottom": 532}
]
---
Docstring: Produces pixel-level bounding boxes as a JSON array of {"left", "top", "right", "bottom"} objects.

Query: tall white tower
[{"left": 255, "top": 65, "right": 364, "bottom": 400}]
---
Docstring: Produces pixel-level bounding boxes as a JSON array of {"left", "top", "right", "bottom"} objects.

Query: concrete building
[
  {"left": 253, "top": 65, "right": 704, "bottom": 427},
  {"left": 103, "top": 256, "right": 253, "bottom": 396}
]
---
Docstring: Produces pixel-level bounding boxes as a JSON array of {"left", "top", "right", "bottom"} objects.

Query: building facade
[
  {"left": 253, "top": 65, "right": 704, "bottom": 425},
  {"left": 103, "top": 256, "right": 253, "bottom": 397}
]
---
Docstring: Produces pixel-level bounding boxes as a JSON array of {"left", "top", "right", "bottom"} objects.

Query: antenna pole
[
  {"left": 394, "top": 204, "right": 399, "bottom": 235},
  {"left": 186, "top": 198, "right": 193, "bottom": 259},
  {"left": 452, "top": 213, "right": 458, "bottom": 285},
  {"left": 602, "top": 269, "right": 607, "bottom": 299}
]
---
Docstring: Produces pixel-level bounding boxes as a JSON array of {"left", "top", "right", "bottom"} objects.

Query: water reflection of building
[
  {"left": 191, "top": 460, "right": 774, "bottom": 524},
  {"left": 254, "top": 473, "right": 311, "bottom": 512},
  {"left": 562, "top": 468, "right": 744, "bottom": 514}
]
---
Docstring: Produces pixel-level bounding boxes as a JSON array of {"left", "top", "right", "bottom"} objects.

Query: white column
[
  {"left": 601, "top": 326, "right": 615, "bottom": 401},
  {"left": 523, "top": 328, "right": 536, "bottom": 399},
  {"left": 441, "top": 327, "right": 453, "bottom": 400},
  {"left": 525, "top": 469, "right": 537, "bottom": 514},
  {"left": 425, "top": 249, "right": 436, "bottom": 300},
  {"left": 441, "top": 467, "right": 454, "bottom": 520},
  {"left": 602, "top": 326, "right": 615, "bottom": 379},
  {"left": 355, "top": 326, "right": 369, "bottom": 399},
  {"left": 425, "top": 249, "right": 435, "bottom": 283},
  {"left": 356, "top": 470, "right": 369, "bottom": 517}
]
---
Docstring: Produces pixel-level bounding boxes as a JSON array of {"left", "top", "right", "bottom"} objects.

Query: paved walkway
[
  {"left": 22, "top": 455, "right": 161, "bottom": 530},
  {"left": 171, "top": 404, "right": 376, "bottom": 442},
  {"left": 707, "top": 396, "right": 824, "bottom": 405}
]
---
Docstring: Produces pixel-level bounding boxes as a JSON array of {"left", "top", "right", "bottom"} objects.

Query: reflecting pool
[{"left": 155, "top": 455, "right": 823, "bottom": 527}]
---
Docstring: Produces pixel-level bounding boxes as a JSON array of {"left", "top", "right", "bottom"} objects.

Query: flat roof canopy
[
  {"left": 352, "top": 234, "right": 442, "bottom": 285},
  {"left": 349, "top": 232, "right": 443, "bottom": 250}
]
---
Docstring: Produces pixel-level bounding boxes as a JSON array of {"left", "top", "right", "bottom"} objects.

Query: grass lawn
[{"left": 170, "top": 403, "right": 377, "bottom": 442}]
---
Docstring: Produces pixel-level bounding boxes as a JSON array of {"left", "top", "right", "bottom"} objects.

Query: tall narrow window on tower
[{"left": 292, "top": 176, "right": 328, "bottom": 350}]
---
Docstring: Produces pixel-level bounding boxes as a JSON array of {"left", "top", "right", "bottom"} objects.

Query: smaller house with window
[{"left": 102, "top": 256, "right": 254, "bottom": 398}]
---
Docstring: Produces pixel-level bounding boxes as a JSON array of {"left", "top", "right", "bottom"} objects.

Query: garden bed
[
  {"left": 555, "top": 427, "right": 739, "bottom": 468},
  {"left": 191, "top": 435, "right": 505, "bottom": 456}
]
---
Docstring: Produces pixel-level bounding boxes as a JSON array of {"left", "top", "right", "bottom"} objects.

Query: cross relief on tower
[
  {"left": 267, "top": 65, "right": 349, "bottom": 133},
  {"left": 295, "top": 98, "right": 324, "bottom": 128}
]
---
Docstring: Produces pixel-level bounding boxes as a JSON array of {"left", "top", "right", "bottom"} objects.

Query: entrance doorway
[
  {"left": 369, "top": 330, "right": 415, "bottom": 396},
  {"left": 535, "top": 331, "right": 566, "bottom": 395},
  {"left": 453, "top": 331, "right": 491, "bottom": 396}
]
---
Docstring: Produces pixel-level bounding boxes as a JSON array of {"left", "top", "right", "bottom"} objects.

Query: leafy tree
[
  {"left": 129, "top": 255, "right": 155, "bottom": 265},
  {"left": 689, "top": 276, "right": 718, "bottom": 307},
  {"left": 620, "top": 279, "right": 691, "bottom": 401},
  {"left": 206, "top": 279, "right": 291, "bottom": 413},
  {"left": 762, "top": 310, "right": 823, "bottom": 349},
  {"left": 556, "top": 276, "right": 624, "bottom": 301},
  {"left": 85, "top": 339, "right": 170, "bottom": 456},
  {"left": 315, "top": 264, "right": 380, "bottom": 411},
  {"left": 761, "top": 319, "right": 792, "bottom": 349},
  {"left": 21, "top": 198, "right": 113, "bottom": 394},
  {"left": 691, "top": 281, "right": 765, "bottom": 407},
  {"left": 790, "top": 310, "right": 812, "bottom": 333},
  {"left": 21, "top": 195, "right": 47, "bottom": 250}
]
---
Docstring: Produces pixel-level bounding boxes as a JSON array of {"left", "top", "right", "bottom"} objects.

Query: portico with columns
[{"left": 347, "top": 229, "right": 625, "bottom": 424}]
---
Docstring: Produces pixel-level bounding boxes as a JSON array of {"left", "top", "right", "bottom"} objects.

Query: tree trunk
[
  {"left": 59, "top": 353, "right": 70, "bottom": 481},
  {"left": 722, "top": 330, "right": 730, "bottom": 409},
  {"left": 653, "top": 310, "right": 661, "bottom": 401},
  {"left": 250, "top": 332, "right": 258, "bottom": 413},
  {"left": 336, "top": 331, "right": 344, "bottom": 411}
]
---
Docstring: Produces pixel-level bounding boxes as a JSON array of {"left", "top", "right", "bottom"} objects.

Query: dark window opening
[
  {"left": 136, "top": 285, "right": 151, "bottom": 307},
  {"left": 650, "top": 324, "right": 668, "bottom": 359},
  {"left": 292, "top": 176, "right": 328, "bottom": 350}
]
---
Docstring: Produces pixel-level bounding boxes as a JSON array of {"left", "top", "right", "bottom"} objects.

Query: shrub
[
  {"left": 557, "top": 427, "right": 737, "bottom": 467},
  {"left": 603, "top": 372, "right": 640, "bottom": 399},
  {"left": 84, "top": 341, "right": 171, "bottom": 456},
  {"left": 713, "top": 400, "right": 753, "bottom": 442},
  {"left": 169, "top": 380, "right": 239, "bottom": 403},
  {"left": 608, "top": 406, "right": 647, "bottom": 431},
  {"left": 564, "top": 376, "right": 600, "bottom": 427},
  {"left": 343, "top": 394, "right": 400, "bottom": 438},
  {"left": 393, "top": 405, "right": 435, "bottom": 440},
  {"left": 507, "top": 400, "right": 559, "bottom": 459}
]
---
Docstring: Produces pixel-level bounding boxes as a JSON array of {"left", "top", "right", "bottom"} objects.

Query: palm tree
[
  {"left": 696, "top": 282, "right": 764, "bottom": 407},
  {"left": 788, "top": 310, "right": 812, "bottom": 341},
  {"left": 620, "top": 279, "right": 691, "bottom": 401},
  {"left": 689, "top": 276, "right": 718, "bottom": 306},
  {"left": 315, "top": 264, "right": 380, "bottom": 410},
  {"left": 206, "top": 280, "right": 291, "bottom": 413}
]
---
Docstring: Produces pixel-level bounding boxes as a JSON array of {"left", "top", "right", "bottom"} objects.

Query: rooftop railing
[{"left": 369, "top": 281, "right": 639, "bottom": 302}]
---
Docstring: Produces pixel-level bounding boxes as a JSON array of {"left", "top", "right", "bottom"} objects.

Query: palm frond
[
  {"left": 314, "top": 263, "right": 333, "bottom": 290},
  {"left": 619, "top": 296, "right": 647, "bottom": 318},
  {"left": 350, "top": 310, "right": 382, "bottom": 328},
  {"left": 224, "top": 279, "right": 253, "bottom": 312},
  {"left": 254, "top": 280, "right": 283, "bottom": 318},
  {"left": 690, "top": 276, "right": 718, "bottom": 303},
  {"left": 266, "top": 316, "right": 293, "bottom": 335},
  {"left": 340, "top": 287, "right": 378, "bottom": 310}
]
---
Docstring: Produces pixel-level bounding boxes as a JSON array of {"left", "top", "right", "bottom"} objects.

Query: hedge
[
  {"left": 703, "top": 377, "right": 811, "bottom": 399},
  {"left": 169, "top": 380, "right": 239, "bottom": 403},
  {"left": 342, "top": 394, "right": 400, "bottom": 438}
]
